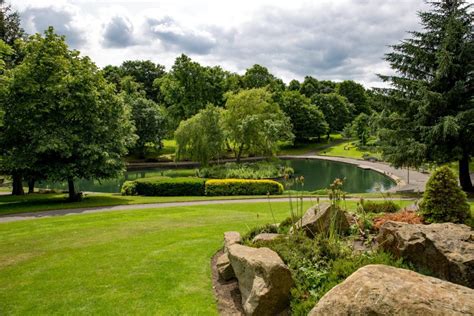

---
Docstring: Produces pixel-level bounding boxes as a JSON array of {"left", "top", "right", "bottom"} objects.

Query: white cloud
[{"left": 14, "top": 0, "right": 429, "bottom": 87}]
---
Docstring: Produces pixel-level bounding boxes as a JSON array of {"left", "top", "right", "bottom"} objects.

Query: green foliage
[
  {"left": 350, "top": 113, "right": 370, "bottom": 145},
  {"left": 197, "top": 161, "right": 292, "bottom": 179},
  {"left": 300, "top": 76, "right": 336, "bottom": 97},
  {"left": 223, "top": 88, "right": 294, "bottom": 161},
  {"left": 155, "top": 54, "right": 225, "bottom": 126},
  {"left": 127, "top": 95, "right": 168, "bottom": 158},
  {"left": 120, "top": 180, "right": 138, "bottom": 196},
  {"left": 361, "top": 200, "right": 400, "bottom": 213},
  {"left": 175, "top": 105, "right": 224, "bottom": 166},
  {"left": 336, "top": 80, "right": 369, "bottom": 115},
  {"left": 420, "top": 166, "right": 470, "bottom": 223},
  {"left": 280, "top": 91, "right": 328, "bottom": 141},
  {"left": 312, "top": 93, "right": 353, "bottom": 135},
  {"left": 205, "top": 179, "right": 284, "bottom": 196},
  {"left": 242, "top": 64, "right": 277, "bottom": 89},
  {"left": 262, "top": 234, "right": 409, "bottom": 315},
  {"left": 123, "top": 177, "right": 206, "bottom": 196},
  {"left": 378, "top": 0, "right": 474, "bottom": 191},
  {"left": 0, "top": 28, "right": 135, "bottom": 200}
]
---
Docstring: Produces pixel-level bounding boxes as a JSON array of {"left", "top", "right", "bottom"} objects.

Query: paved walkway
[
  {"left": 0, "top": 197, "right": 417, "bottom": 223},
  {"left": 279, "top": 155, "right": 430, "bottom": 193}
]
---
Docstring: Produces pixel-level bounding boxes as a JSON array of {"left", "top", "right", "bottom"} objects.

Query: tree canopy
[
  {"left": 1, "top": 28, "right": 135, "bottom": 199},
  {"left": 378, "top": 0, "right": 474, "bottom": 191}
]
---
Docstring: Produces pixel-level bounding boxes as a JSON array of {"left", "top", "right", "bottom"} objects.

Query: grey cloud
[
  {"left": 21, "top": 6, "right": 86, "bottom": 48},
  {"left": 145, "top": 17, "right": 216, "bottom": 55},
  {"left": 206, "top": 0, "right": 428, "bottom": 86},
  {"left": 102, "top": 16, "right": 137, "bottom": 48}
]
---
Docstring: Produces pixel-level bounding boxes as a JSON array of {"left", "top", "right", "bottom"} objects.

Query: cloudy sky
[{"left": 14, "top": 0, "right": 429, "bottom": 87}]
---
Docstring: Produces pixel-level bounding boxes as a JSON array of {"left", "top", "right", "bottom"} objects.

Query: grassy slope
[{"left": 0, "top": 200, "right": 414, "bottom": 315}]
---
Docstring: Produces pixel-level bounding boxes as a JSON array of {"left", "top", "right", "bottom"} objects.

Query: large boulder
[
  {"left": 377, "top": 221, "right": 474, "bottom": 288},
  {"left": 292, "top": 203, "right": 350, "bottom": 237},
  {"left": 309, "top": 264, "right": 474, "bottom": 316},
  {"left": 227, "top": 244, "right": 293, "bottom": 315},
  {"left": 224, "top": 231, "right": 242, "bottom": 253}
]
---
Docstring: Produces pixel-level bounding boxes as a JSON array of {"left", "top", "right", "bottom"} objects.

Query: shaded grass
[
  {"left": 319, "top": 140, "right": 381, "bottom": 160},
  {"left": 0, "top": 200, "right": 413, "bottom": 315},
  {"left": 278, "top": 134, "right": 344, "bottom": 155}
]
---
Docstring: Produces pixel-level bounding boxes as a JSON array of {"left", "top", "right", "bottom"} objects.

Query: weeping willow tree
[
  {"left": 174, "top": 104, "right": 224, "bottom": 166},
  {"left": 378, "top": 0, "right": 474, "bottom": 191}
]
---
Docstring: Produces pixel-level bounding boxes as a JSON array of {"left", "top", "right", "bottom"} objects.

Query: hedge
[
  {"left": 205, "top": 179, "right": 284, "bottom": 196},
  {"left": 121, "top": 177, "right": 206, "bottom": 196}
]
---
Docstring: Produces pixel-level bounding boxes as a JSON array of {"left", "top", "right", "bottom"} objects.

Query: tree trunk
[
  {"left": 12, "top": 173, "right": 24, "bottom": 196},
  {"left": 67, "top": 178, "right": 82, "bottom": 202},
  {"left": 459, "top": 155, "right": 473, "bottom": 192},
  {"left": 28, "top": 178, "right": 35, "bottom": 194}
]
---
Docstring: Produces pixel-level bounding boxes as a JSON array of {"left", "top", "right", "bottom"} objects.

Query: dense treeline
[{"left": 0, "top": 0, "right": 472, "bottom": 198}]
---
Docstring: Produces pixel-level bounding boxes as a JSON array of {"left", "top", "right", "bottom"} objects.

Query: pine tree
[
  {"left": 378, "top": 0, "right": 474, "bottom": 191},
  {"left": 420, "top": 166, "right": 471, "bottom": 223}
]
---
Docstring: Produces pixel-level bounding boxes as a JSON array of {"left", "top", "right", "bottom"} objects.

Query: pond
[{"left": 37, "top": 159, "right": 396, "bottom": 193}]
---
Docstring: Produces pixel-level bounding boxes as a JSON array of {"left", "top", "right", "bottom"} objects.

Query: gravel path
[{"left": 0, "top": 197, "right": 418, "bottom": 223}]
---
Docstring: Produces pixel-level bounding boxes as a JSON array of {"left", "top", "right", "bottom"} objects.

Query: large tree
[
  {"left": 279, "top": 91, "right": 328, "bottom": 141},
  {"left": 312, "top": 93, "right": 353, "bottom": 138},
  {"left": 0, "top": 1, "right": 25, "bottom": 46},
  {"left": 155, "top": 54, "right": 225, "bottom": 127},
  {"left": 175, "top": 105, "right": 224, "bottom": 166},
  {"left": 337, "top": 80, "right": 369, "bottom": 115},
  {"left": 1, "top": 28, "right": 135, "bottom": 199},
  {"left": 379, "top": 0, "right": 474, "bottom": 191},
  {"left": 223, "top": 88, "right": 294, "bottom": 161}
]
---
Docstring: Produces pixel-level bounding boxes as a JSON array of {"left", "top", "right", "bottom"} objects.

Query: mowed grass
[
  {"left": 320, "top": 140, "right": 381, "bottom": 160},
  {"left": 0, "top": 200, "right": 470, "bottom": 314},
  {"left": 0, "top": 201, "right": 315, "bottom": 315}
]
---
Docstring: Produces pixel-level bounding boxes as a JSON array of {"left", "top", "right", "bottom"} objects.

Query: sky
[{"left": 14, "top": 0, "right": 429, "bottom": 88}]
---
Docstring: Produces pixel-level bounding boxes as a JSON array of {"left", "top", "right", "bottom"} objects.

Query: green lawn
[
  {"left": 278, "top": 134, "right": 345, "bottom": 155},
  {"left": 0, "top": 200, "right": 414, "bottom": 315},
  {"left": 319, "top": 140, "right": 382, "bottom": 160}
]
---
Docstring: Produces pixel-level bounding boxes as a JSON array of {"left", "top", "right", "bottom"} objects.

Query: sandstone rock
[
  {"left": 227, "top": 244, "right": 293, "bottom": 315},
  {"left": 377, "top": 221, "right": 474, "bottom": 288},
  {"left": 291, "top": 203, "right": 350, "bottom": 237},
  {"left": 309, "top": 264, "right": 474, "bottom": 316},
  {"left": 216, "top": 253, "right": 235, "bottom": 281},
  {"left": 252, "top": 233, "right": 284, "bottom": 244},
  {"left": 224, "top": 231, "right": 242, "bottom": 253}
]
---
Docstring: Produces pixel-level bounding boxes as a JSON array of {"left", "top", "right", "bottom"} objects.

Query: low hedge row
[
  {"left": 205, "top": 179, "right": 284, "bottom": 196},
  {"left": 121, "top": 177, "right": 284, "bottom": 196},
  {"left": 121, "top": 177, "right": 206, "bottom": 196}
]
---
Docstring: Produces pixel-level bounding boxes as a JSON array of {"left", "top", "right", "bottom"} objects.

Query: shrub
[
  {"left": 205, "top": 179, "right": 284, "bottom": 196},
  {"left": 420, "top": 166, "right": 471, "bottom": 223},
  {"left": 121, "top": 181, "right": 138, "bottom": 196},
  {"left": 361, "top": 200, "right": 400, "bottom": 213},
  {"left": 122, "top": 177, "right": 206, "bottom": 196},
  {"left": 197, "top": 161, "right": 293, "bottom": 179},
  {"left": 373, "top": 211, "right": 424, "bottom": 230}
]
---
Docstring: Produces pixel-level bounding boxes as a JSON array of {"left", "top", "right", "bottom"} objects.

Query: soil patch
[{"left": 211, "top": 249, "right": 244, "bottom": 315}]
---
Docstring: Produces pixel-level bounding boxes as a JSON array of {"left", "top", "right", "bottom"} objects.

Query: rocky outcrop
[
  {"left": 291, "top": 203, "right": 350, "bottom": 237},
  {"left": 227, "top": 244, "right": 293, "bottom": 315},
  {"left": 309, "top": 264, "right": 474, "bottom": 316},
  {"left": 377, "top": 221, "right": 474, "bottom": 288},
  {"left": 224, "top": 231, "right": 242, "bottom": 253},
  {"left": 252, "top": 233, "right": 283, "bottom": 244},
  {"left": 216, "top": 253, "right": 235, "bottom": 281}
]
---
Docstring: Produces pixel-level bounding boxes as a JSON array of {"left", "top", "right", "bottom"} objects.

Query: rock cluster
[{"left": 291, "top": 203, "right": 350, "bottom": 237}]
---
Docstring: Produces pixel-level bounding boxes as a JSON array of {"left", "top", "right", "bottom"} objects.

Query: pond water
[{"left": 37, "top": 159, "right": 396, "bottom": 193}]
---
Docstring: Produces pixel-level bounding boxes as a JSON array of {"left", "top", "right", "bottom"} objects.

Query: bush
[
  {"left": 420, "top": 166, "right": 471, "bottom": 223},
  {"left": 205, "top": 179, "right": 284, "bottom": 196},
  {"left": 122, "top": 177, "right": 206, "bottom": 196},
  {"left": 121, "top": 181, "right": 138, "bottom": 195},
  {"left": 198, "top": 161, "right": 293, "bottom": 179},
  {"left": 242, "top": 223, "right": 279, "bottom": 244},
  {"left": 361, "top": 200, "right": 400, "bottom": 213}
]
